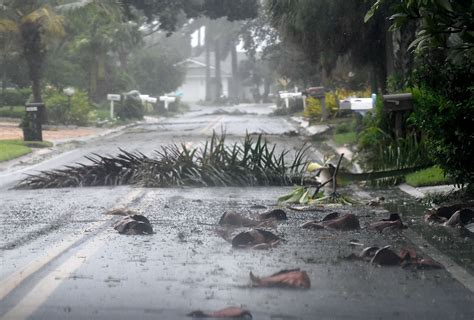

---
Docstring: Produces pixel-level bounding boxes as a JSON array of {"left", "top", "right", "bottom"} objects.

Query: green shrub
[
  {"left": 0, "top": 106, "right": 25, "bottom": 118},
  {"left": 116, "top": 95, "right": 144, "bottom": 120},
  {"left": 0, "top": 88, "right": 32, "bottom": 106},
  {"left": 45, "top": 89, "right": 92, "bottom": 126},
  {"left": 410, "top": 87, "right": 474, "bottom": 186}
]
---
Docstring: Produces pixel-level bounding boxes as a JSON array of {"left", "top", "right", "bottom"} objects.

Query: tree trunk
[
  {"left": 205, "top": 28, "right": 211, "bottom": 101},
  {"left": 230, "top": 44, "right": 239, "bottom": 102},
  {"left": 214, "top": 38, "right": 222, "bottom": 100}
]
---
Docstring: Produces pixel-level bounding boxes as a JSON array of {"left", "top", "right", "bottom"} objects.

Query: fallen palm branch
[{"left": 16, "top": 133, "right": 309, "bottom": 189}]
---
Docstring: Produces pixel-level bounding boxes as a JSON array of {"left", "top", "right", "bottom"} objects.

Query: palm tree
[{"left": 1, "top": 1, "right": 64, "bottom": 122}]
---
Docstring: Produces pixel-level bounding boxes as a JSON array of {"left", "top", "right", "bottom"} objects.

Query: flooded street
[{"left": 1, "top": 104, "right": 473, "bottom": 319}]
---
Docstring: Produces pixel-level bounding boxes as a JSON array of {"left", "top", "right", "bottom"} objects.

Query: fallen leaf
[
  {"left": 360, "top": 246, "right": 380, "bottom": 259},
  {"left": 424, "top": 202, "right": 474, "bottom": 223},
  {"left": 443, "top": 209, "right": 474, "bottom": 227},
  {"left": 369, "top": 213, "right": 405, "bottom": 232},
  {"left": 301, "top": 213, "right": 360, "bottom": 231},
  {"left": 113, "top": 215, "right": 153, "bottom": 235},
  {"left": 250, "top": 269, "right": 310, "bottom": 289},
  {"left": 415, "top": 259, "right": 444, "bottom": 269},
  {"left": 371, "top": 246, "right": 401, "bottom": 266},
  {"left": 258, "top": 209, "right": 287, "bottom": 221},
  {"left": 219, "top": 212, "right": 259, "bottom": 227},
  {"left": 232, "top": 229, "right": 280, "bottom": 248},
  {"left": 187, "top": 307, "right": 252, "bottom": 318}
]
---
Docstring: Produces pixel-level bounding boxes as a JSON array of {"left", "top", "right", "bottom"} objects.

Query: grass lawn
[
  {"left": 0, "top": 139, "right": 53, "bottom": 162},
  {"left": 405, "top": 166, "right": 450, "bottom": 187},
  {"left": 333, "top": 132, "right": 358, "bottom": 146},
  {"left": 0, "top": 142, "right": 31, "bottom": 162}
]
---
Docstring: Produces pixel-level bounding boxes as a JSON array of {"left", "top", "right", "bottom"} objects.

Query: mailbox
[
  {"left": 383, "top": 93, "right": 413, "bottom": 111},
  {"left": 305, "top": 87, "right": 325, "bottom": 98},
  {"left": 23, "top": 102, "right": 43, "bottom": 141},
  {"left": 382, "top": 93, "right": 413, "bottom": 137}
]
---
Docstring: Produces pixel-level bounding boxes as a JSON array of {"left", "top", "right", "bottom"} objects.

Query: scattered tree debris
[
  {"left": 425, "top": 202, "right": 474, "bottom": 224},
  {"left": 187, "top": 307, "right": 252, "bottom": 318},
  {"left": 347, "top": 246, "right": 444, "bottom": 270},
  {"left": 301, "top": 213, "right": 360, "bottom": 231},
  {"left": 113, "top": 215, "right": 154, "bottom": 235},
  {"left": 258, "top": 209, "right": 288, "bottom": 221},
  {"left": 219, "top": 212, "right": 260, "bottom": 227},
  {"left": 366, "top": 197, "right": 385, "bottom": 207},
  {"left": 16, "top": 133, "right": 308, "bottom": 189},
  {"left": 443, "top": 209, "right": 474, "bottom": 227},
  {"left": 249, "top": 269, "right": 311, "bottom": 289},
  {"left": 232, "top": 229, "right": 281, "bottom": 249},
  {"left": 368, "top": 213, "right": 406, "bottom": 232},
  {"left": 371, "top": 246, "right": 402, "bottom": 266}
]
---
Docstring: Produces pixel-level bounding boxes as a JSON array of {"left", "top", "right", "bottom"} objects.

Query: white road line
[
  {"left": 0, "top": 188, "right": 144, "bottom": 302},
  {"left": 1, "top": 234, "right": 107, "bottom": 320},
  {"left": 0, "top": 150, "right": 78, "bottom": 178}
]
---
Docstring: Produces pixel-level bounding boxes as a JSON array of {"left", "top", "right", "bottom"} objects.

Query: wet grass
[
  {"left": 333, "top": 132, "right": 357, "bottom": 146},
  {"left": 405, "top": 166, "right": 450, "bottom": 187},
  {"left": 0, "top": 141, "right": 31, "bottom": 162}
]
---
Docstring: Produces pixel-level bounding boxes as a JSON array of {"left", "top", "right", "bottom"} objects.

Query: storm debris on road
[
  {"left": 113, "top": 215, "right": 154, "bottom": 235},
  {"left": 15, "top": 133, "right": 308, "bottom": 189},
  {"left": 347, "top": 246, "right": 444, "bottom": 269},
  {"left": 219, "top": 211, "right": 260, "bottom": 227},
  {"left": 258, "top": 208, "right": 288, "bottom": 221},
  {"left": 187, "top": 307, "right": 252, "bottom": 318},
  {"left": 249, "top": 269, "right": 311, "bottom": 289},
  {"left": 232, "top": 229, "right": 281, "bottom": 249},
  {"left": 301, "top": 212, "right": 360, "bottom": 230},
  {"left": 368, "top": 213, "right": 406, "bottom": 232}
]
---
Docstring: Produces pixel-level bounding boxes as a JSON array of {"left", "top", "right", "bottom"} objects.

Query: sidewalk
[
  {"left": 0, "top": 120, "right": 107, "bottom": 143},
  {"left": 0, "top": 120, "right": 140, "bottom": 171}
]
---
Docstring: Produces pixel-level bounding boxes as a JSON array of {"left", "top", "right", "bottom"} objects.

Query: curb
[{"left": 398, "top": 183, "right": 460, "bottom": 199}]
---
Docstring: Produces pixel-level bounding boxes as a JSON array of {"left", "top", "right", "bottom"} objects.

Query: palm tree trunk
[
  {"left": 205, "top": 27, "right": 211, "bottom": 101},
  {"left": 230, "top": 44, "right": 239, "bottom": 102},
  {"left": 214, "top": 38, "right": 222, "bottom": 100}
]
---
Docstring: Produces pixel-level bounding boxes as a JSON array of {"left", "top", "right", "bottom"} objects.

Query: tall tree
[
  {"left": 266, "top": 0, "right": 390, "bottom": 92},
  {"left": 1, "top": 1, "right": 65, "bottom": 121}
]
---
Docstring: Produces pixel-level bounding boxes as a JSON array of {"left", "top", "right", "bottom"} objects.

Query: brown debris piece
[
  {"left": 113, "top": 215, "right": 153, "bottom": 235},
  {"left": 443, "top": 209, "right": 474, "bottom": 227},
  {"left": 258, "top": 209, "right": 288, "bottom": 221},
  {"left": 371, "top": 246, "right": 401, "bottom": 266},
  {"left": 187, "top": 307, "right": 252, "bottom": 318},
  {"left": 399, "top": 248, "right": 417, "bottom": 261},
  {"left": 415, "top": 258, "right": 444, "bottom": 269},
  {"left": 301, "top": 213, "right": 360, "bottom": 231},
  {"left": 232, "top": 229, "right": 280, "bottom": 248},
  {"left": 369, "top": 213, "right": 405, "bottom": 232},
  {"left": 250, "top": 269, "right": 310, "bottom": 289},
  {"left": 360, "top": 246, "right": 380, "bottom": 259},
  {"left": 425, "top": 202, "right": 474, "bottom": 223},
  {"left": 219, "top": 211, "right": 259, "bottom": 227}
]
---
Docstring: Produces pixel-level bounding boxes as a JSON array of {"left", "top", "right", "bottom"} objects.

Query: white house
[
  {"left": 177, "top": 51, "right": 263, "bottom": 103},
  {"left": 176, "top": 54, "right": 232, "bottom": 102}
]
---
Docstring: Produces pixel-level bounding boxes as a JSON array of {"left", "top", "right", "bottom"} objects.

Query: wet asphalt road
[{"left": 1, "top": 104, "right": 473, "bottom": 320}]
